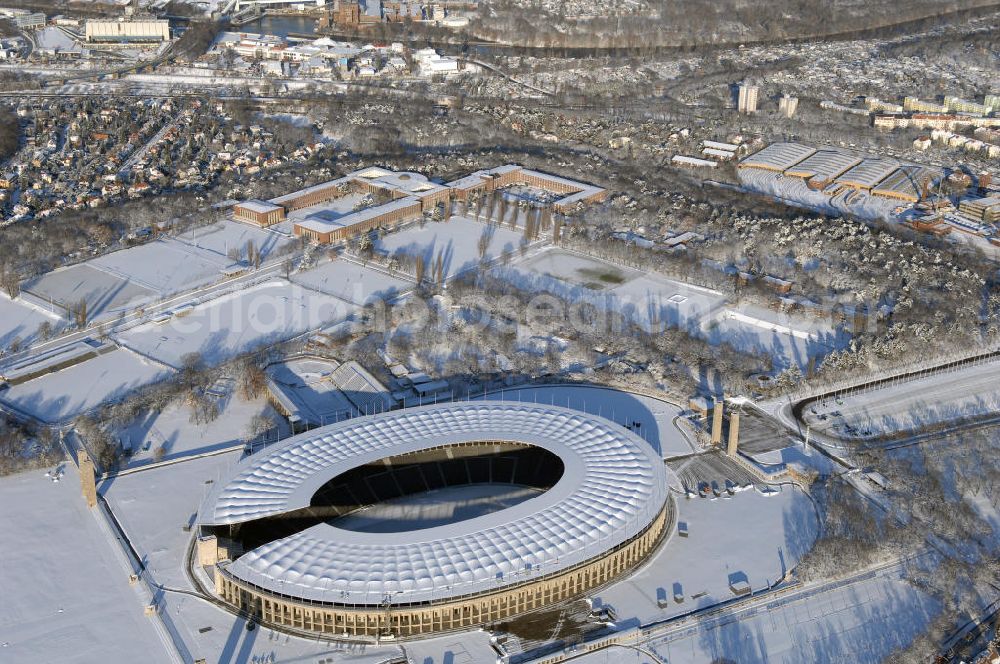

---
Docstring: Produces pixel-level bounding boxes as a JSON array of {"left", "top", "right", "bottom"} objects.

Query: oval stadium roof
[{"left": 200, "top": 402, "right": 668, "bottom": 606}]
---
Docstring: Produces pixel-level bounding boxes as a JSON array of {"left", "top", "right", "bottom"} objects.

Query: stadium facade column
[
  {"left": 711, "top": 398, "right": 724, "bottom": 445},
  {"left": 79, "top": 449, "right": 97, "bottom": 508},
  {"left": 726, "top": 411, "right": 741, "bottom": 457}
]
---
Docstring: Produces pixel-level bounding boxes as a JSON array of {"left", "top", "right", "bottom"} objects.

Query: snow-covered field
[
  {"left": 597, "top": 485, "right": 820, "bottom": 626},
  {"left": 702, "top": 304, "right": 848, "bottom": 369},
  {"left": 499, "top": 247, "right": 844, "bottom": 368},
  {"left": 117, "top": 386, "right": 289, "bottom": 467},
  {"left": 0, "top": 467, "right": 174, "bottom": 664},
  {"left": 0, "top": 293, "right": 65, "bottom": 352},
  {"left": 89, "top": 239, "right": 231, "bottom": 296},
  {"left": 802, "top": 359, "right": 1000, "bottom": 439},
  {"left": 22, "top": 263, "right": 157, "bottom": 321},
  {"left": 377, "top": 216, "right": 527, "bottom": 280},
  {"left": 115, "top": 279, "right": 358, "bottom": 368},
  {"left": 291, "top": 259, "right": 413, "bottom": 305},
  {"left": 176, "top": 219, "right": 294, "bottom": 261},
  {"left": 83, "top": 221, "right": 293, "bottom": 298},
  {"left": 516, "top": 249, "right": 642, "bottom": 290},
  {"left": 20, "top": 221, "right": 292, "bottom": 322},
  {"left": 498, "top": 247, "right": 728, "bottom": 333},
  {"left": 0, "top": 348, "right": 172, "bottom": 424},
  {"left": 478, "top": 384, "right": 695, "bottom": 457}
]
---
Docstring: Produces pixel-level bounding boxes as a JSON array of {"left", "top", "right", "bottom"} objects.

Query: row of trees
[
  {"left": 467, "top": 0, "right": 992, "bottom": 49},
  {"left": 0, "top": 105, "right": 17, "bottom": 160}
]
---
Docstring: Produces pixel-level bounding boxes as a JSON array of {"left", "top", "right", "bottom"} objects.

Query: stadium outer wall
[{"left": 211, "top": 499, "right": 672, "bottom": 639}]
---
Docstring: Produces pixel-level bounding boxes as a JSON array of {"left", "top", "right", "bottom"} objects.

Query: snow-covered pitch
[{"left": 200, "top": 401, "right": 669, "bottom": 607}]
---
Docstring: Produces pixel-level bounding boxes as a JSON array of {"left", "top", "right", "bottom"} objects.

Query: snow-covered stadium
[{"left": 196, "top": 402, "right": 672, "bottom": 638}]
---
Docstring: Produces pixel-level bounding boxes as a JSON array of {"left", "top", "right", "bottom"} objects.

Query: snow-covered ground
[
  {"left": 377, "top": 216, "right": 527, "bottom": 281},
  {"left": 0, "top": 348, "right": 173, "bottom": 424},
  {"left": 291, "top": 259, "right": 413, "bottom": 305},
  {"left": 0, "top": 467, "right": 174, "bottom": 664},
  {"left": 20, "top": 221, "right": 292, "bottom": 323},
  {"left": 648, "top": 569, "right": 937, "bottom": 663},
  {"left": 477, "top": 384, "right": 695, "bottom": 457},
  {"left": 102, "top": 450, "right": 496, "bottom": 663},
  {"left": 702, "top": 304, "right": 849, "bottom": 370},
  {"left": 499, "top": 247, "right": 843, "bottom": 369},
  {"left": 597, "top": 485, "right": 819, "bottom": 626},
  {"left": 115, "top": 279, "right": 359, "bottom": 368},
  {"left": 116, "top": 386, "right": 289, "bottom": 467},
  {"left": 174, "top": 219, "right": 294, "bottom": 262},
  {"left": 565, "top": 566, "right": 938, "bottom": 664},
  {"left": 0, "top": 292, "right": 65, "bottom": 352},
  {"left": 515, "top": 249, "right": 642, "bottom": 290},
  {"left": 497, "top": 247, "right": 728, "bottom": 333},
  {"left": 22, "top": 263, "right": 157, "bottom": 322},
  {"left": 87, "top": 238, "right": 234, "bottom": 297},
  {"left": 802, "top": 359, "right": 1000, "bottom": 439}
]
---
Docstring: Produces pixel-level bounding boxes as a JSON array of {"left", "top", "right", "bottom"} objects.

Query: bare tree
[
  {"left": 74, "top": 299, "right": 88, "bottom": 328},
  {"left": 235, "top": 357, "right": 267, "bottom": 400},
  {"left": 1, "top": 272, "right": 19, "bottom": 299}
]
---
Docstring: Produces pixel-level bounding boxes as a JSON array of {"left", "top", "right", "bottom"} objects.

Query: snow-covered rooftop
[
  {"left": 235, "top": 199, "right": 282, "bottom": 214},
  {"left": 739, "top": 142, "right": 816, "bottom": 172},
  {"left": 294, "top": 195, "right": 421, "bottom": 234},
  {"left": 200, "top": 401, "right": 668, "bottom": 605},
  {"left": 836, "top": 157, "right": 902, "bottom": 189}
]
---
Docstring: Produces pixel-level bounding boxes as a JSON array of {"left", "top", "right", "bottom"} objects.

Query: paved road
[
  {"left": 119, "top": 116, "right": 179, "bottom": 177},
  {"left": 758, "top": 351, "right": 1000, "bottom": 456}
]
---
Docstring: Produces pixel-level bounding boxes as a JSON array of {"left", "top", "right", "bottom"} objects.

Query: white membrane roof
[{"left": 201, "top": 402, "right": 668, "bottom": 606}]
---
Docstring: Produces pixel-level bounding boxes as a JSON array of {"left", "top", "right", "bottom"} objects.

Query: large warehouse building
[
  {"left": 196, "top": 402, "right": 671, "bottom": 638},
  {"left": 739, "top": 142, "right": 941, "bottom": 204},
  {"left": 84, "top": 19, "right": 170, "bottom": 44}
]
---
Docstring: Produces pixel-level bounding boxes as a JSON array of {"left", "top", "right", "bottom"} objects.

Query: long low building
[
  {"left": 197, "top": 402, "right": 670, "bottom": 638},
  {"left": 446, "top": 165, "right": 607, "bottom": 212},
  {"left": 233, "top": 199, "right": 285, "bottom": 226},
  {"left": 959, "top": 196, "right": 1000, "bottom": 223},
  {"left": 84, "top": 19, "right": 170, "bottom": 44},
  {"left": 738, "top": 142, "right": 816, "bottom": 173},
  {"left": 834, "top": 158, "right": 902, "bottom": 191},
  {"left": 871, "top": 166, "right": 938, "bottom": 203},
  {"left": 294, "top": 196, "right": 422, "bottom": 243},
  {"left": 233, "top": 165, "right": 607, "bottom": 242},
  {"left": 783, "top": 150, "right": 862, "bottom": 185}
]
